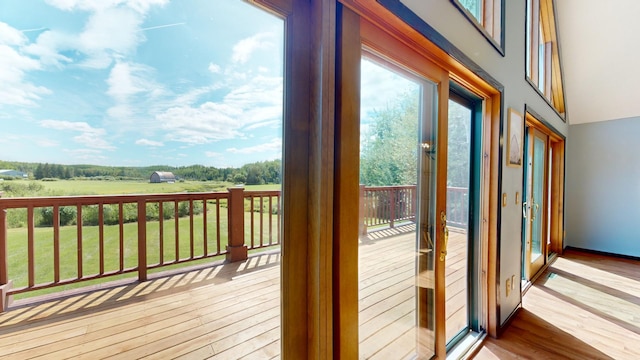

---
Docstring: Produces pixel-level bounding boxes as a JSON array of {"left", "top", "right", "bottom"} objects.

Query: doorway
[{"left": 521, "top": 110, "right": 566, "bottom": 283}]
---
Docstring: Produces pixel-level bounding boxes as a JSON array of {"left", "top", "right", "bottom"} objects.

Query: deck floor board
[{"left": 0, "top": 227, "right": 468, "bottom": 359}]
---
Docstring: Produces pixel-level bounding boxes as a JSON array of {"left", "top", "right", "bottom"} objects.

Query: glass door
[
  {"left": 358, "top": 55, "right": 439, "bottom": 359},
  {"left": 445, "top": 97, "right": 473, "bottom": 346},
  {"left": 523, "top": 127, "right": 548, "bottom": 279}
]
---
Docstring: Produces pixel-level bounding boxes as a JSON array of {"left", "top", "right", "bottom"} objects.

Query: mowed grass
[
  {"left": 36, "top": 179, "right": 280, "bottom": 196},
  {"left": 7, "top": 200, "right": 280, "bottom": 300},
  {"left": 39, "top": 179, "right": 232, "bottom": 196}
]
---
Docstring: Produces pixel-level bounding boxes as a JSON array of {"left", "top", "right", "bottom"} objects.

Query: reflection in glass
[{"left": 359, "top": 57, "right": 437, "bottom": 359}]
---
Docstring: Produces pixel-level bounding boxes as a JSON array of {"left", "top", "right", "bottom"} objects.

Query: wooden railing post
[
  {"left": 137, "top": 200, "right": 147, "bottom": 282},
  {"left": 359, "top": 185, "right": 367, "bottom": 237},
  {"left": 226, "top": 187, "right": 247, "bottom": 262},
  {"left": 0, "top": 207, "right": 12, "bottom": 312}
]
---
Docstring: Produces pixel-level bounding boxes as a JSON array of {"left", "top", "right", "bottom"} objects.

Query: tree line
[{"left": 0, "top": 159, "right": 281, "bottom": 185}]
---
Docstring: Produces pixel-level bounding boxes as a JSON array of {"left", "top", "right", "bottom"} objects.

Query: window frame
[
  {"left": 450, "top": 0, "right": 505, "bottom": 56},
  {"left": 525, "top": 0, "right": 566, "bottom": 120}
]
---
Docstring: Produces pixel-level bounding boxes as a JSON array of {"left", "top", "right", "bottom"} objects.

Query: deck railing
[
  {"left": 359, "top": 185, "right": 469, "bottom": 235},
  {"left": 0, "top": 184, "right": 467, "bottom": 310},
  {"left": 359, "top": 185, "right": 417, "bottom": 235},
  {"left": 0, "top": 188, "right": 280, "bottom": 309},
  {"left": 446, "top": 186, "right": 469, "bottom": 229}
]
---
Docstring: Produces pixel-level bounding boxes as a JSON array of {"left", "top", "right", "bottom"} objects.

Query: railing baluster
[
  {"left": 137, "top": 200, "right": 147, "bottom": 282},
  {"left": 119, "top": 202, "right": 124, "bottom": 272},
  {"left": 77, "top": 205, "right": 83, "bottom": 279},
  {"left": 202, "top": 200, "right": 207, "bottom": 256},
  {"left": 0, "top": 208, "right": 7, "bottom": 285},
  {"left": 259, "top": 196, "right": 264, "bottom": 247},
  {"left": 174, "top": 200, "right": 179, "bottom": 261},
  {"left": 27, "top": 207, "right": 35, "bottom": 288},
  {"left": 250, "top": 196, "right": 255, "bottom": 249},
  {"left": 216, "top": 199, "right": 221, "bottom": 254},
  {"left": 53, "top": 205, "right": 60, "bottom": 283},
  {"left": 277, "top": 194, "right": 281, "bottom": 245},
  {"left": 159, "top": 201, "right": 164, "bottom": 265},
  {"left": 390, "top": 188, "right": 396, "bottom": 229},
  {"left": 268, "top": 195, "right": 273, "bottom": 245},
  {"left": 189, "top": 200, "right": 194, "bottom": 259},
  {"left": 99, "top": 203, "right": 104, "bottom": 275}
]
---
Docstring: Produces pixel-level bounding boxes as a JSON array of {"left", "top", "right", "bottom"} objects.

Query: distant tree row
[{"left": 0, "top": 159, "right": 282, "bottom": 185}]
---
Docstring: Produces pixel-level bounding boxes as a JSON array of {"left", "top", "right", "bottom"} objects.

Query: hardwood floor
[
  {"left": 0, "top": 224, "right": 468, "bottom": 359},
  {"left": 473, "top": 249, "right": 640, "bottom": 360}
]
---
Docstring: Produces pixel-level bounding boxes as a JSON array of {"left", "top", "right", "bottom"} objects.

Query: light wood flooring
[
  {"left": 0, "top": 224, "right": 468, "bottom": 359},
  {"left": 473, "top": 249, "right": 640, "bottom": 360}
]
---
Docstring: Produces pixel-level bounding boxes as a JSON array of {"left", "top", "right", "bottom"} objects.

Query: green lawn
[
  {"left": 39, "top": 179, "right": 232, "bottom": 195},
  {"left": 7, "top": 205, "right": 280, "bottom": 299}
]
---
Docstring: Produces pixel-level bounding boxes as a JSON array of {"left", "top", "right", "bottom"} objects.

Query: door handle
[
  {"left": 440, "top": 211, "right": 448, "bottom": 261},
  {"left": 523, "top": 201, "right": 528, "bottom": 218}
]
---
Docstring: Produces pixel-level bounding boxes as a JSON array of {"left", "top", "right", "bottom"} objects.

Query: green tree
[{"left": 360, "top": 89, "right": 419, "bottom": 186}]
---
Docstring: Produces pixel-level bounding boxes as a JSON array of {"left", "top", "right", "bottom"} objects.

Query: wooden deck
[
  {"left": 0, "top": 224, "right": 468, "bottom": 359},
  {"left": 473, "top": 249, "right": 640, "bottom": 359}
]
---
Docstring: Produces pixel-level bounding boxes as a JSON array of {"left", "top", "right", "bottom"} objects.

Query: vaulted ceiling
[{"left": 556, "top": 0, "right": 640, "bottom": 125}]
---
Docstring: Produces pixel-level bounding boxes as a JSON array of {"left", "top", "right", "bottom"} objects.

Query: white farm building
[{"left": 150, "top": 171, "right": 176, "bottom": 183}]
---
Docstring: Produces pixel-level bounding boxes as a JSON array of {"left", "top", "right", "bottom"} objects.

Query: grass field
[
  {"left": 29, "top": 179, "right": 279, "bottom": 196},
  {"left": 0, "top": 178, "right": 280, "bottom": 198}
]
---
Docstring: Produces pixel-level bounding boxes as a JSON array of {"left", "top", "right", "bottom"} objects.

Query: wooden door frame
[
  {"left": 523, "top": 108, "right": 566, "bottom": 283},
  {"left": 339, "top": 0, "right": 503, "bottom": 354},
  {"left": 523, "top": 127, "right": 549, "bottom": 280}
]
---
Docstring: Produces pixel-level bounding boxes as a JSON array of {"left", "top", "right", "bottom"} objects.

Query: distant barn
[{"left": 150, "top": 171, "right": 176, "bottom": 183}]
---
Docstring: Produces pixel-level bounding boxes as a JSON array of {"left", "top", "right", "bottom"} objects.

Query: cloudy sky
[{"left": 0, "top": 0, "right": 284, "bottom": 168}]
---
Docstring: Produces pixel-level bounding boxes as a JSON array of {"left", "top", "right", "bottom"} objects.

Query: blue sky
[{"left": 0, "top": 0, "right": 284, "bottom": 168}]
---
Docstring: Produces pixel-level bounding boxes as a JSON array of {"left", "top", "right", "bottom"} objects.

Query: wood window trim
[
  {"left": 526, "top": 0, "right": 566, "bottom": 118},
  {"left": 450, "top": 0, "right": 505, "bottom": 55}
]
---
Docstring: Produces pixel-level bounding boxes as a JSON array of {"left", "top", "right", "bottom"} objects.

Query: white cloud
[
  {"left": 107, "top": 61, "right": 154, "bottom": 101},
  {"left": 106, "top": 61, "right": 163, "bottom": 122},
  {"left": 40, "top": 119, "right": 115, "bottom": 150},
  {"left": 29, "top": 0, "right": 169, "bottom": 70},
  {"left": 157, "top": 102, "right": 243, "bottom": 144},
  {"left": 0, "top": 23, "right": 51, "bottom": 106},
  {"left": 205, "top": 151, "right": 221, "bottom": 158},
  {"left": 23, "top": 31, "right": 73, "bottom": 68},
  {"left": 45, "top": 0, "right": 169, "bottom": 14},
  {"left": 208, "top": 63, "right": 221, "bottom": 74},
  {"left": 63, "top": 148, "right": 107, "bottom": 162},
  {"left": 77, "top": 7, "right": 144, "bottom": 68},
  {"left": 136, "top": 138, "right": 163, "bottom": 147},
  {"left": 360, "top": 59, "right": 417, "bottom": 124},
  {"left": 154, "top": 73, "right": 283, "bottom": 145},
  {"left": 36, "top": 139, "right": 59, "bottom": 147},
  {"left": 232, "top": 32, "right": 274, "bottom": 64},
  {"left": 0, "top": 22, "right": 27, "bottom": 46},
  {"left": 227, "top": 138, "right": 282, "bottom": 154}
]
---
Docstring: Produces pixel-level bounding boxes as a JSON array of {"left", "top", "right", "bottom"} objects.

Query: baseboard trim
[{"left": 564, "top": 246, "right": 640, "bottom": 262}]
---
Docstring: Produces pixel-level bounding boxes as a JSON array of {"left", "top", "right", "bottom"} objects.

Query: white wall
[
  {"left": 566, "top": 117, "right": 640, "bottom": 257},
  {"left": 398, "top": 0, "right": 568, "bottom": 325}
]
